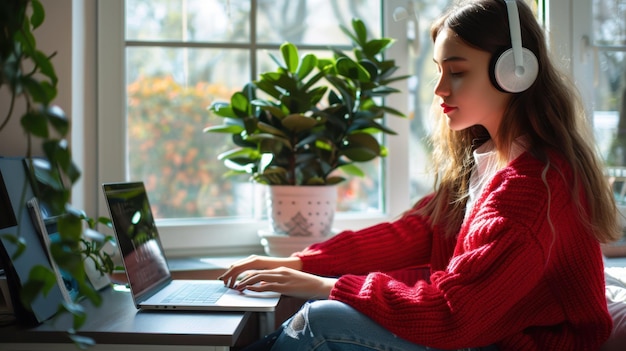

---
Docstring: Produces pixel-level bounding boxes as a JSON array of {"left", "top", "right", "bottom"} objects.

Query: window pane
[
  {"left": 594, "top": 51, "right": 626, "bottom": 165},
  {"left": 593, "top": 0, "right": 626, "bottom": 46},
  {"left": 126, "top": 0, "right": 251, "bottom": 43},
  {"left": 126, "top": 47, "right": 251, "bottom": 219},
  {"left": 256, "top": 0, "right": 381, "bottom": 46},
  {"left": 591, "top": 0, "right": 626, "bottom": 166}
]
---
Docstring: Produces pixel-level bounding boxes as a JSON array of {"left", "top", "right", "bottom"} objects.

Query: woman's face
[{"left": 432, "top": 28, "right": 510, "bottom": 137}]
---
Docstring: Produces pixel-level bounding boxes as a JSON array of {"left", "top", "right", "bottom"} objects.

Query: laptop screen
[{"left": 103, "top": 182, "right": 171, "bottom": 299}]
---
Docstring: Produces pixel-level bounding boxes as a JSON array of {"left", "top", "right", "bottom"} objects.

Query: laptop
[{"left": 102, "top": 181, "right": 279, "bottom": 312}]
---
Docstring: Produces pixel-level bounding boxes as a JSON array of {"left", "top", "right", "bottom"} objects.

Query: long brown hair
[{"left": 418, "top": 0, "right": 619, "bottom": 243}]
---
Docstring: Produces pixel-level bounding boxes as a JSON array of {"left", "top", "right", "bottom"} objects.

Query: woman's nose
[{"left": 434, "top": 74, "right": 449, "bottom": 97}]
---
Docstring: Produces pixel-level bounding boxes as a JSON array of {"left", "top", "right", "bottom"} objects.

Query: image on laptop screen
[{"left": 103, "top": 182, "right": 170, "bottom": 298}]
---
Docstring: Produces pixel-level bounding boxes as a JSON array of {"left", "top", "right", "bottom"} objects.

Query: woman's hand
[
  {"left": 235, "top": 267, "right": 337, "bottom": 300},
  {"left": 218, "top": 255, "right": 303, "bottom": 288}
]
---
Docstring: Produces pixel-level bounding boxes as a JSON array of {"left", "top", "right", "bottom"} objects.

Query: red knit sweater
[{"left": 294, "top": 151, "right": 612, "bottom": 350}]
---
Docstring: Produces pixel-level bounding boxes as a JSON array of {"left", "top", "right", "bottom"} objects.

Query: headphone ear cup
[
  {"left": 491, "top": 47, "right": 539, "bottom": 93},
  {"left": 489, "top": 47, "right": 509, "bottom": 93}
]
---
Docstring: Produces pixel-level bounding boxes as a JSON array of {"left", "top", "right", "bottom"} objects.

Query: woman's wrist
[{"left": 282, "top": 256, "right": 303, "bottom": 271}]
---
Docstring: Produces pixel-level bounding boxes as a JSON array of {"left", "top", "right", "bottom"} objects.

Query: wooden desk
[{"left": 0, "top": 285, "right": 259, "bottom": 351}]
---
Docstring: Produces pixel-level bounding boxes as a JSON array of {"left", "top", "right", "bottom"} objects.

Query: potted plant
[
  {"left": 204, "top": 18, "right": 407, "bottom": 250},
  {"left": 0, "top": 0, "right": 115, "bottom": 347}
]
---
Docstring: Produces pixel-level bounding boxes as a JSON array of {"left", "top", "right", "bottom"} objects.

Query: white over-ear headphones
[{"left": 490, "top": 0, "right": 539, "bottom": 93}]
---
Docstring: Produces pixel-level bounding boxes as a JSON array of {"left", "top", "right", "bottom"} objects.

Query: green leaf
[
  {"left": 342, "top": 133, "right": 381, "bottom": 161},
  {"left": 317, "top": 58, "right": 335, "bottom": 71},
  {"left": 97, "top": 216, "right": 113, "bottom": 228},
  {"left": 32, "top": 158, "right": 65, "bottom": 191},
  {"left": 335, "top": 57, "right": 371, "bottom": 81},
  {"left": 51, "top": 241, "right": 85, "bottom": 284},
  {"left": 315, "top": 139, "right": 333, "bottom": 152},
  {"left": 255, "top": 75, "right": 284, "bottom": 100},
  {"left": 306, "top": 85, "right": 328, "bottom": 106},
  {"left": 380, "top": 145, "right": 389, "bottom": 157},
  {"left": 46, "top": 105, "right": 69, "bottom": 136},
  {"left": 301, "top": 70, "right": 326, "bottom": 91},
  {"left": 370, "top": 86, "right": 401, "bottom": 96},
  {"left": 259, "top": 166, "right": 288, "bottom": 178},
  {"left": 378, "top": 105, "right": 406, "bottom": 117},
  {"left": 30, "top": 0, "right": 46, "bottom": 29},
  {"left": 349, "top": 116, "right": 397, "bottom": 135},
  {"left": 297, "top": 53, "right": 317, "bottom": 79},
  {"left": 363, "top": 38, "right": 394, "bottom": 57},
  {"left": 281, "top": 114, "right": 318, "bottom": 133},
  {"left": 58, "top": 213, "right": 83, "bottom": 243},
  {"left": 21, "top": 77, "right": 51, "bottom": 104},
  {"left": 32, "top": 50, "right": 58, "bottom": 85},
  {"left": 65, "top": 160, "right": 81, "bottom": 184},
  {"left": 325, "top": 175, "right": 347, "bottom": 184},
  {"left": 42, "top": 139, "right": 72, "bottom": 172},
  {"left": 303, "top": 177, "right": 326, "bottom": 185},
  {"left": 241, "top": 82, "right": 257, "bottom": 100},
  {"left": 21, "top": 265, "right": 57, "bottom": 306},
  {"left": 15, "top": 19, "right": 36, "bottom": 56},
  {"left": 280, "top": 42, "right": 299, "bottom": 74},
  {"left": 358, "top": 60, "right": 379, "bottom": 81},
  {"left": 39, "top": 80, "right": 57, "bottom": 102},
  {"left": 223, "top": 159, "right": 255, "bottom": 173},
  {"left": 209, "top": 101, "right": 235, "bottom": 118},
  {"left": 262, "top": 72, "right": 298, "bottom": 96},
  {"left": 248, "top": 133, "right": 292, "bottom": 150},
  {"left": 337, "top": 163, "right": 365, "bottom": 177},
  {"left": 203, "top": 124, "right": 245, "bottom": 134},
  {"left": 231, "top": 92, "right": 251, "bottom": 118},
  {"left": 2, "top": 50, "right": 21, "bottom": 87},
  {"left": 258, "top": 121, "right": 288, "bottom": 137},
  {"left": 352, "top": 18, "right": 368, "bottom": 45},
  {"left": 21, "top": 111, "right": 48, "bottom": 137},
  {"left": 253, "top": 99, "right": 286, "bottom": 118},
  {"left": 218, "top": 148, "right": 260, "bottom": 162}
]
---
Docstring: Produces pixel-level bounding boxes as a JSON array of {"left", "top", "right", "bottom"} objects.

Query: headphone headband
[{"left": 505, "top": 0, "right": 525, "bottom": 76}]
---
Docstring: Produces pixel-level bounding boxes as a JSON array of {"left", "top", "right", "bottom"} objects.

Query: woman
[{"left": 219, "top": 0, "right": 620, "bottom": 349}]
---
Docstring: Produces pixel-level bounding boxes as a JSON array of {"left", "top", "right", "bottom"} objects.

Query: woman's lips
[{"left": 440, "top": 103, "right": 457, "bottom": 114}]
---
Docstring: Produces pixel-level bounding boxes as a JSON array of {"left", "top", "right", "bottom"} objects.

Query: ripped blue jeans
[{"left": 262, "top": 300, "right": 497, "bottom": 351}]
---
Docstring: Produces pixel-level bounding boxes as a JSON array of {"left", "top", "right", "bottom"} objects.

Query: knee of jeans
[
  {"left": 284, "top": 301, "right": 312, "bottom": 339},
  {"left": 283, "top": 300, "right": 349, "bottom": 340}
]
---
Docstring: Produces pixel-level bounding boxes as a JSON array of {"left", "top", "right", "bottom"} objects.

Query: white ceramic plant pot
[{"left": 266, "top": 185, "right": 337, "bottom": 238}]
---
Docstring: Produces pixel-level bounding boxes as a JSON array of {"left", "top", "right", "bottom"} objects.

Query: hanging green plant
[{"left": 1, "top": 0, "right": 116, "bottom": 347}]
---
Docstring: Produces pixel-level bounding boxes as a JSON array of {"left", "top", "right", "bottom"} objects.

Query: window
[{"left": 99, "top": 0, "right": 418, "bottom": 255}]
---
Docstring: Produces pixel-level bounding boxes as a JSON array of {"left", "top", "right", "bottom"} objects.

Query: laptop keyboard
[{"left": 161, "top": 283, "right": 228, "bottom": 304}]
